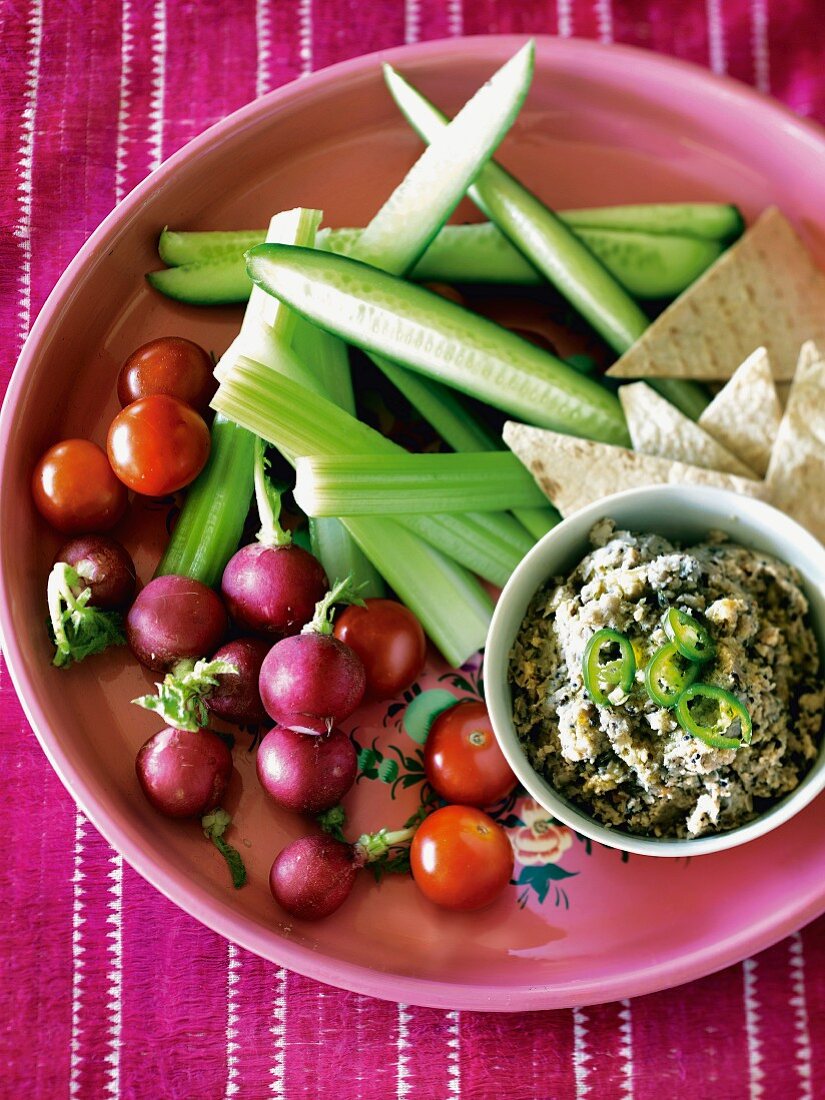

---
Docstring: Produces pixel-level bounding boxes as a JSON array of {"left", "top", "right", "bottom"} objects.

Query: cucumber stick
[
  {"left": 245, "top": 244, "right": 630, "bottom": 446},
  {"left": 384, "top": 66, "right": 710, "bottom": 420},
  {"left": 350, "top": 40, "right": 534, "bottom": 275},
  {"left": 149, "top": 222, "right": 723, "bottom": 304},
  {"left": 383, "top": 63, "right": 649, "bottom": 353},
  {"left": 560, "top": 203, "right": 744, "bottom": 241}
]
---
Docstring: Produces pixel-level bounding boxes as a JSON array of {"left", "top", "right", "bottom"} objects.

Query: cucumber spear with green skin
[{"left": 383, "top": 64, "right": 711, "bottom": 421}]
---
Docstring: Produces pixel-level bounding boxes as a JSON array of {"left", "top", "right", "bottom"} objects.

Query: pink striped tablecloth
[{"left": 2, "top": 3, "right": 825, "bottom": 1097}]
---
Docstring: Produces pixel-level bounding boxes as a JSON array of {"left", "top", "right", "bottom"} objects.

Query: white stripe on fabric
[
  {"left": 557, "top": 0, "right": 574, "bottom": 38},
  {"left": 750, "top": 0, "right": 770, "bottom": 94},
  {"left": 572, "top": 1006, "right": 591, "bottom": 1097},
  {"left": 69, "top": 813, "right": 88, "bottom": 1097},
  {"left": 113, "top": 0, "right": 134, "bottom": 202},
  {"left": 255, "top": 0, "right": 272, "bottom": 97},
  {"left": 617, "top": 998, "right": 634, "bottom": 1097},
  {"left": 594, "top": 0, "right": 614, "bottom": 44},
  {"left": 404, "top": 0, "right": 421, "bottom": 45},
  {"left": 447, "top": 0, "right": 463, "bottom": 37},
  {"left": 13, "top": 0, "right": 44, "bottom": 348},
  {"left": 298, "top": 0, "right": 313, "bottom": 77},
  {"left": 102, "top": 854, "right": 123, "bottom": 1097},
  {"left": 148, "top": 0, "right": 167, "bottom": 170},
  {"left": 397, "top": 1003, "right": 411, "bottom": 1098},
  {"left": 788, "top": 934, "right": 813, "bottom": 1098},
  {"left": 269, "top": 967, "right": 287, "bottom": 1097},
  {"left": 742, "top": 957, "right": 765, "bottom": 1099},
  {"left": 706, "top": 0, "right": 728, "bottom": 75},
  {"left": 446, "top": 1010, "right": 461, "bottom": 1096},
  {"left": 225, "top": 941, "right": 241, "bottom": 1098}
]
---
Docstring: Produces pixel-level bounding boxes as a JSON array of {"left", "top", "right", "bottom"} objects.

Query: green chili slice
[
  {"left": 644, "top": 642, "right": 700, "bottom": 708},
  {"left": 675, "top": 683, "right": 753, "bottom": 750},
  {"left": 582, "top": 628, "right": 636, "bottom": 706},
  {"left": 664, "top": 607, "right": 716, "bottom": 663}
]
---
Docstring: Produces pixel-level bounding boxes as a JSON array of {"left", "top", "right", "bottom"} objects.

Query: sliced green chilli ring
[
  {"left": 644, "top": 642, "right": 700, "bottom": 708},
  {"left": 675, "top": 683, "right": 753, "bottom": 750},
  {"left": 664, "top": 606, "right": 716, "bottom": 663},
  {"left": 582, "top": 628, "right": 636, "bottom": 706}
]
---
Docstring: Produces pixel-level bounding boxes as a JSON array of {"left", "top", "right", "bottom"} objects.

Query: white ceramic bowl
[{"left": 485, "top": 486, "right": 825, "bottom": 857}]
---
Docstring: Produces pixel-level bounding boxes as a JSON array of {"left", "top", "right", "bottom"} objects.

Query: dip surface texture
[{"left": 509, "top": 521, "right": 824, "bottom": 838}]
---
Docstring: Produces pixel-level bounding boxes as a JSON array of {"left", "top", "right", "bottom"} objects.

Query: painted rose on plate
[{"left": 510, "top": 799, "right": 574, "bottom": 866}]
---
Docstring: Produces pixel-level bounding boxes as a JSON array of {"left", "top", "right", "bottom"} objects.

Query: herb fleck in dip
[{"left": 509, "top": 521, "right": 824, "bottom": 838}]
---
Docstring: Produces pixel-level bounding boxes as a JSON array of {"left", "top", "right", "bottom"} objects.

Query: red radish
[
  {"left": 221, "top": 439, "right": 327, "bottom": 635},
  {"left": 56, "top": 534, "right": 136, "bottom": 610},
  {"left": 270, "top": 835, "right": 358, "bottom": 921},
  {"left": 207, "top": 637, "right": 270, "bottom": 726},
  {"left": 259, "top": 578, "right": 366, "bottom": 731},
  {"left": 257, "top": 726, "right": 357, "bottom": 814},
  {"left": 270, "top": 818, "right": 419, "bottom": 921},
  {"left": 135, "top": 726, "right": 232, "bottom": 818},
  {"left": 126, "top": 574, "right": 227, "bottom": 671}
]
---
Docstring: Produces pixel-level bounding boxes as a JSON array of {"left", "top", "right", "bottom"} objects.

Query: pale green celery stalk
[
  {"left": 214, "top": 208, "right": 322, "bottom": 383},
  {"left": 212, "top": 367, "right": 492, "bottom": 663},
  {"left": 291, "top": 320, "right": 384, "bottom": 597},
  {"left": 351, "top": 41, "right": 534, "bottom": 274},
  {"left": 292, "top": 321, "right": 357, "bottom": 414},
  {"left": 155, "top": 415, "right": 255, "bottom": 585},
  {"left": 338, "top": 517, "right": 492, "bottom": 666},
  {"left": 371, "top": 354, "right": 559, "bottom": 538},
  {"left": 294, "top": 452, "right": 548, "bottom": 515},
  {"left": 231, "top": 211, "right": 384, "bottom": 596},
  {"left": 213, "top": 358, "right": 529, "bottom": 586},
  {"left": 384, "top": 67, "right": 710, "bottom": 421}
]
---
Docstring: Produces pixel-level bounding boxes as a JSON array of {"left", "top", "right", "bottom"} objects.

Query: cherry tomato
[
  {"left": 410, "top": 805, "right": 514, "bottom": 911},
  {"left": 32, "top": 439, "right": 127, "bottom": 533},
  {"left": 424, "top": 700, "right": 516, "bottom": 807},
  {"left": 107, "top": 394, "right": 210, "bottom": 496},
  {"left": 117, "top": 337, "right": 216, "bottom": 414},
  {"left": 333, "top": 599, "right": 426, "bottom": 700}
]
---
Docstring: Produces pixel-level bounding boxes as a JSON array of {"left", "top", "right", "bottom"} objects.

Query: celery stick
[
  {"left": 213, "top": 358, "right": 530, "bottom": 586},
  {"left": 294, "top": 452, "right": 548, "bottom": 515},
  {"left": 340, "top": 516, "right": 492, "bottom": 666},
  {"left": 370, "top": 355, "right": 499, "bottom": 451},
  {"left": 309, "top": 517, "right": 384, "bottom": 599},
  {"left": 155, "top": 415, "right": 255, "bottom": 586}
]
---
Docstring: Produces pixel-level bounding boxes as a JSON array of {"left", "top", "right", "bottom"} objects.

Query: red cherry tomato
[
  {"left": 333, "top": 599, "right": 426, "bottom": 700},
  {"left": 410, "top": 805, "right": 514, "bottom": 911},
  {"left": 424, "top": 700, "right": 516, "bottom": 807},
  {"left": 107, "top": 394, "right": 210, "bottom": 496},
  {"left": 32, "top": 439, "right": 127, "bottom": 533},
  {"left": 117, "top": 337, "right": 216, "bottom": 414}
]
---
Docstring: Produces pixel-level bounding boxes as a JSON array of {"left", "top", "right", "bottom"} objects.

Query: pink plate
[{"left": 1, "top": 36, "right": 824, "bottom": 1012}]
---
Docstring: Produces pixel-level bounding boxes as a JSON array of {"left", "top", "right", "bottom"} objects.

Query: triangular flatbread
[
  {"left": 607, "top": 208, "right": 825, "bottom": 382},
  {"left": 697, "top": 348, "right": 782, "bottom": 477},
  {"left": 619, "top": 383, "right": 756, "bottom": 476},
  {"left": 765, "top": 340, "right": 825, "bottom": 543},
  {"left": 503, "top": 422, "right": 764, "bottom": 517}
]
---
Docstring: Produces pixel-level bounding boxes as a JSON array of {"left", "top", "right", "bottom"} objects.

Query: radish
[
  {"left": 270, "top": 817, "right": 418, "bottom": 921},
  {"left": 258, "top": 577, "right": 366, "bottom": 731},
  {"left": 56, "top": 535, "right": 136, "bottom": 610},
  {"left": 221, "top": 439, "right": 327, "bottom": 635},
  {"left": 132, "top": 661, "right": 247, "bottom": 889},
  {"left": 256, "top": 726, "right": 357, "bottom": 814},
  {"left": 207, "top": 637, "right": 270, "bottom": 726},
  {"left": 126, "top": 574, "right": 227, "bottom": 672},
  {"left": 136, "top": 726, "right": 232, "bottom": 818}
]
